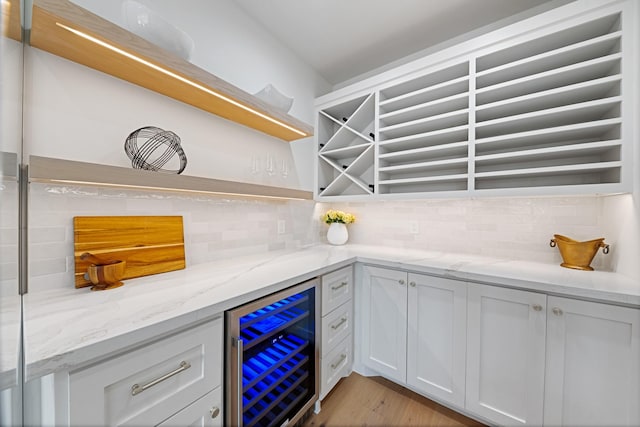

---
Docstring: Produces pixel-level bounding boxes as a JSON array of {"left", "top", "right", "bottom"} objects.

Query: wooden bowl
[{"left": 87, "top": 260, "right": 126, "bottom": 291}]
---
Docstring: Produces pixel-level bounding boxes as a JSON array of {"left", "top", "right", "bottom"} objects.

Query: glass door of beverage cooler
[{"left": 226, "top": 278, "right": 319, "bottom": 427}]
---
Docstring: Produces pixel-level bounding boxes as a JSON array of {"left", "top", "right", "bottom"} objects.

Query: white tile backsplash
[
  {"left": 324, "top": 196, "right": 618, "bottom": 271},
  {"left": 28, "top": 183, "right": 322, "bottom": 293},
  {"left": 28, "top": 182, "right": 635, "bottom": 293}
]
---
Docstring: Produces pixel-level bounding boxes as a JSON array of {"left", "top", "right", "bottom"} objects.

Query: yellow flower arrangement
[{"left": 322, "top": 209, "right": 356, "bottom": 225}]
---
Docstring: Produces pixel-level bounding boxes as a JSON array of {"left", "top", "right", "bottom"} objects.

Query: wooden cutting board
[{"left": 73, "top": 216, "right": 185, "bottom": 288}]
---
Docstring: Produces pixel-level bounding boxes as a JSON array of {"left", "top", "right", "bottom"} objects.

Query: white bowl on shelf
[
  {"left": 253, "top": 84, "right": 294, "bottom": 113},
  {"left": 121, "top": 0, "right": 195, "bottom": 61}
]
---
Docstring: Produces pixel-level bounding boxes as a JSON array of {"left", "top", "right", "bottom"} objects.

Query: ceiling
[{"left": 234, "top": 0, "right": 562, "bottom": 86}]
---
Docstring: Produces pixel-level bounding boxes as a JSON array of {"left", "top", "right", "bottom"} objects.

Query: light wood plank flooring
[{"left": 304, "top": 373, "right": 486, "bottom": 427}]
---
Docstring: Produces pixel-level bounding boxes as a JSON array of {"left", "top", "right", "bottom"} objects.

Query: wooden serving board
[{"left": 73, "top": 216, "right": 185, "bottom": 288}]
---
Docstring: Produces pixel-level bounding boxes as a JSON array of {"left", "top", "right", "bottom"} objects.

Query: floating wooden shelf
[
  {"left": 29, "top": 156, "right": 313, "bottom": 201},
  {"left": 29, "top": 0, "right": 314, "bottom": 142},
  {"left": 5, "top": 0, "right": 21, "bottom": 41}
]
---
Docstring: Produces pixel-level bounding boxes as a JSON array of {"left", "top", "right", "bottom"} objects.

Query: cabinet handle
[
  {"left": 552, "top": 307, "right": 563, "bottom": 316},
  {"left": 409, "top": 281, "right": 416, "bottom": 287},
  {"left": 331, "top": 317, "right": 347, "bottom": 330},
  {"left": 210, "top": 407, "right": 220, "bottom": 419},
  {"left": 532, "top": 304, "right": 543, "bottom": 311},
  {"left": 236, "top": 338, "right": 243, "bottom": 427},
  {"left": 399, "top": 279, "right": 405, "bottom": 285},
  {"left": 131, "top": 360, "right": 191, "bottom": 396},
  {"left": 331, "top": 281, "right": 348, "bottom": 291},
  {"left": 331, "top": 354, "right": 347, "bottom": 369}
]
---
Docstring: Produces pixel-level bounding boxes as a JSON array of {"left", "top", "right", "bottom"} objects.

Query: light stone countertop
[{"left": 22, "top": 244, "right": 640, "bottom": 381}]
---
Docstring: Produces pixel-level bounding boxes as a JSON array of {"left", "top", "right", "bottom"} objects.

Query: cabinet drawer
[
  {"left": 321, "top": 301, "right": 353, "bottom": 356},
  {"left": 69, "top": 317, "right": 222, "bottom": 427},
  {"left": 157, "top": 387, "right": 222, "bottom": 427},
  {"left": 321, "top": 266, "right": 353, "bottom": 315},
  {"left": 320, "top": 335, "right": 352, "bottom": 400}
]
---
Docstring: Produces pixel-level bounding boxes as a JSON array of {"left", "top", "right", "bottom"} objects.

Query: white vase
[{"left": 327, "top": 223, "right": 348, "bottom": 245}]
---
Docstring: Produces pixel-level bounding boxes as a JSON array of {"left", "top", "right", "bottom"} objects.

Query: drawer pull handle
[
  {"left": 131, "top": 360, "right": 191, "bottom": 396},
  {"left": 532, "top": 304, "right": 543, "bottom": 311},
  {"left": 331, "top": 354, "right": 347, "bottom": 369},
  {"left": 331, "top": 317, "right": 348, "bottom": 330},
  {"left": 552, "top": 307, "right": 563, "bottom": 316},
  {"left": 331, "top": 281, "right": 348, "bottom": 291},
  {"left": 210, "top": 407, "right": 220, "bottom": 419}
]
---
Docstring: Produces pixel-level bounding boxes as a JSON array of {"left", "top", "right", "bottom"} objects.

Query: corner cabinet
[
  {"left": 315, "top": 0, "right": 637, "bottom": 200},
  {"left": 360, "top": 266, "right": 467, "bottom": 408},
  {"left": 360, "top": 267, "right": 407, "bottom": 383}
]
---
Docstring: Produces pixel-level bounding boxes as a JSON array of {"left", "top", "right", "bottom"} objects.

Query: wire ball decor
[{"left": 124, "top": 126, "right": 187, "bottom": 174}]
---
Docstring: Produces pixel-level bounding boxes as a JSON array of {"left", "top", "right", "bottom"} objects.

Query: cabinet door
[
  {"left": 544, "top": 297, "right": 640, "bottom": 427},
  {"left": 157, "top": 387, "right": 222, "bottom": 427},
  {"left": 466, "top": 285, "right": 546, "bottom": 426},
  {"left": 407, "top": 273, "right": 466, "bottom": 407},
  {"left": 361, "top": 266, "right": 407, "bottom": 383}
]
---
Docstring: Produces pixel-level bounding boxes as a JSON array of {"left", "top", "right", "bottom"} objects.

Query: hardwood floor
[{"left": 304, "top": 373, "right": 485, "bottom": 427}]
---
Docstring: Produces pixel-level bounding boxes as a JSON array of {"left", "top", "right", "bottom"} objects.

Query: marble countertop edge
[{"left": 21, "top": 244, "right": 640, "bottom": 381}]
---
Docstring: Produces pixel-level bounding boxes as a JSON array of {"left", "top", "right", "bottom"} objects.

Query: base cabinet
[
  {"left": 68, "top": 318, "right": 222, "bottom": 427},
  {"left": 361, "top": 266, "right": 467, "bottom": 408},
  {"left": 406, "top": 273, "right": 467, "bottom": 408},
  {"left": 544, "top": 296, "right": 640, "bottom": 427},
  {"left": 157, "top": 387, "right": 222, "bottom": 427},
  {"left": 319, "top": 266, "right": 354, "bottom": 400},
  {"left": 361, "top": 266, "right": 407, "bottom": 383},
  {"left": 466, "top": 284, "right": 547, "bottom": 426}
]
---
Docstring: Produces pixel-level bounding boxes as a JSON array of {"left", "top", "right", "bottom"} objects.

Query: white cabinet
[
  {"left": 466, "top": 284, "right": 547, "bottom": 426},
  {"left": 0, "top": 385, "right": 21, "bottom": 427},
  {"left": 360, "top": 267, "right": 640, "bottom": 427},
  {"left": 361, "top": 266, "right": 467, "bottom": 408},
  {"left": 544, "top": 296, "right": 640, "bottom": 427},
  {"left": 319, "top": 266, "right": 354, "bottom": 400},
  {"left": 157, "top": 388, "right": 222, "bottom": 427},
  {"left": 316, "top": 94, "right": 375, "bottom": 198},
  {"left": 321, "top": 265, "right": 354, "bottom": 315},
  {"left": 320, "top": 335, "right": 353, "bottom": 402},
  {"left": 406, "top": 273, "right": 467, "bottom": 408},
  {"left": 377, "top": 61, "right": 471, "bottom": 196},
  {"left": 69, "top": 318, "right": 223, "bottom": 427},
  {"left": 361, "top": 266, "right": 407, "bottom": 383},
  {"left": 315, "top": 0, "right": 637, "bottom": 200}
]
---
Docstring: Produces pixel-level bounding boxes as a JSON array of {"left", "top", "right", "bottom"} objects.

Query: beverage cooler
[{"left": 226, "top": 278, "right": 319, "bottom": 427}]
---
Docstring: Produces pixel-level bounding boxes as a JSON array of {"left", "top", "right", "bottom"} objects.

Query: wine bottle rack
[{"left": 317, "top": 93, "right": 375, "bottom": 197}]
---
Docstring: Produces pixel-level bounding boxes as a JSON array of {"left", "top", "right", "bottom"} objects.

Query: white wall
[
  {"left": 24, "top": 47, "right": 310, "bottom": 189},
  {"left": 22, "top": 0, "right": 332, "bottom": 294},
  {"left": 27, "top": 183, "right": 322, "bottom": 293},
  {"left": 70, "top": 0, "right": 330, "bottom": 124},
  {"left": 325, "top": 195, "right": 627, "bottom": 273},
  {"left": 23, "top": 0, "right": 640, "bottom": 289}
]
